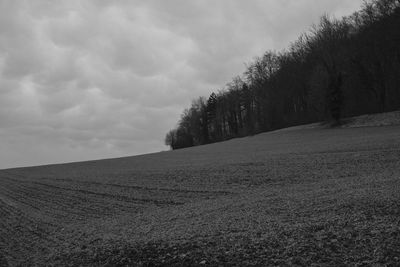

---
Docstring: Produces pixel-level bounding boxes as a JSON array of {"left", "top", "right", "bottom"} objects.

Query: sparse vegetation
[{"left": 166, "top": 0, "right": 400, "bottom": 150}]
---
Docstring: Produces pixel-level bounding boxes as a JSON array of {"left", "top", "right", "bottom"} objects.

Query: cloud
[{"left": 0, "top": 0, "right": 362, "bottom": 168}]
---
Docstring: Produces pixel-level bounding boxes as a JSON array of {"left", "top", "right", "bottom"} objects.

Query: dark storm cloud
[{"left": 0, "top": 0, "right": 362, "bottom": 168}]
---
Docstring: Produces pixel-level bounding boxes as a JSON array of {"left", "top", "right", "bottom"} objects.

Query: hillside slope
[{"left": 1, "top": 123, "right": 400, "bottom": 265}]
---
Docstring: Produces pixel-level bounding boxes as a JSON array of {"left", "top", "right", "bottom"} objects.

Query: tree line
[{"left": 166, "top": 0, "right": 400, "bottom": 150}]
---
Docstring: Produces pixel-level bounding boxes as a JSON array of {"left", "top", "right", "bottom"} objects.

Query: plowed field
[{"left": 1, "top": 126, "right": 400, "bottom": 266}]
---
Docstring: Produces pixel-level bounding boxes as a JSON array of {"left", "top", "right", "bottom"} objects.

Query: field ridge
[{"left": 1, "top": 118, "right": 400, "bottom": 265}]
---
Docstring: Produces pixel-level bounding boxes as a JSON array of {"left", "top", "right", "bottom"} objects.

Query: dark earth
[{"left": 1, "top": 122, "right": 400, "bottom": 266}]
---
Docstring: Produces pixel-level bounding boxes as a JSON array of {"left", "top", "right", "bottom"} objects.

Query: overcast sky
[{"left": 0, "top": 0, "right": 362, "bottom": 169}]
